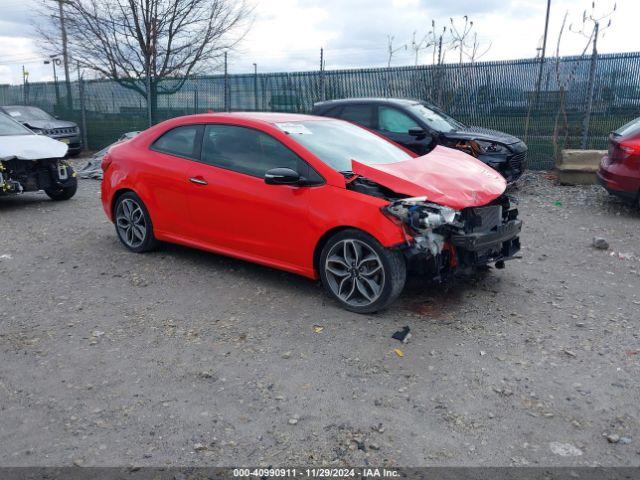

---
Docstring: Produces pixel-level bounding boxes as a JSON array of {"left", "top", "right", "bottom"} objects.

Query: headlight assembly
[{"left": 475, "top": 140, "right": 510, "bottom": 155}]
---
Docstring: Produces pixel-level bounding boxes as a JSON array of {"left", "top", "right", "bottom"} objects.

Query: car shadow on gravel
[
  {"left": 600, "top": 195, "right": 640, "bottom": 219},
  {"left": 134, "top": 239, "right": 506, "bottom": 316},
  {"left": 393, "top": 266, "right": 499, "bottom": 318},
  {"left": 156, "top": 241, "right": 322, "bottom": 295}
]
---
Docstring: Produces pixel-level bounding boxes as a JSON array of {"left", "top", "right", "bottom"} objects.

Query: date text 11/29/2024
[{"left": 233, "top": 468, "right": 400, "bottom": 478}]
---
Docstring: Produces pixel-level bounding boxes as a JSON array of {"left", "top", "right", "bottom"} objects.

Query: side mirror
[
  {"left": 408, "top": 128, "right": 427, "bottom": 138},
  {"left": 265, "top": 167, "right": 301, "bottom": 185}
]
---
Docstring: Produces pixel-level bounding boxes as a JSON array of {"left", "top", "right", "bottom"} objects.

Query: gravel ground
[{"left": 0, "top": 167, "right": 639, "bottom": 467}]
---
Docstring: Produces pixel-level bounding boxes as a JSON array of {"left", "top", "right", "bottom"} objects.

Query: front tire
[
  {"left": 114, "top": 192, "right": 157, "bottom": 253},
  {"left": 45, "top": 176, "right": 77, "bottom": 201},
  {"left": 319, "top": 229, "right": 406, "bottom": 313}
]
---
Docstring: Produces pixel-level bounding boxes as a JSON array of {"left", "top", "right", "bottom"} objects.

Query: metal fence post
[
  {"left": 581, "top": 22, "right": 599, "bottom": 150},
  {"left": 253, "top": 63, "right": 258, "bottom": 110},
  {"left": 77, "top": 63, "right": 88, "bottom": 151},
  {"left": 224, "top": 52, "right": 229, "bottom": 112},
  {"left": 146, "top": 66, "right": 152, "bottom": 127},
  {"left": 319, "top": 48, "right": 325, "bottom": 101}
]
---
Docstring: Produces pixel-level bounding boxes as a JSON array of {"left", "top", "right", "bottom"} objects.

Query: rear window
[
  {"left": 152, "top": 125, "right": 201, "bottom": 159},
  {"left": 339, "top": 104, "right": 375, "bottom": 128},
  {"left": 615, "top": 117, "right": 640, "bottom": 138}
]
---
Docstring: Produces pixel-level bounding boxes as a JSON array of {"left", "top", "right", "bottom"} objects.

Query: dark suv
[
  {"left": 0, "top": 105, "right": 82, "bottom": 156},
  {"left": 312, "top": 98, "right": 527, "bottom": 183}
]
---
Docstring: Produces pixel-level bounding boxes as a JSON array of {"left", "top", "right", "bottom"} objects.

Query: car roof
[
  {"left": 185, "top": 111, "right": 336, "bottom": 124},
  {"left": 313, "top": 98, "right": 423, "bottom": 108},
  {"left": 1, "top": 105, "right": 44, "bottom": 110}
]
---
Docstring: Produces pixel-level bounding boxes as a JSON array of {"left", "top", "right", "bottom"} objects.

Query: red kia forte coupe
[{"left": 101, "top": 113, "right": 521, "bottom": 313}]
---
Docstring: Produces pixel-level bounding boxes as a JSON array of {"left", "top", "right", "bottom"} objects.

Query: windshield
[
  {"left": 408, "top": 104, "right": 463, "bottom": 132},
  {"left": 3, "top": 106, "right": 54, "bottom": 121},
  {"left": 0, "top": 113, "right": 34, "bottom": 136},
  {"left": 276, "top": 120, "right": 412, "bottom": 172}
]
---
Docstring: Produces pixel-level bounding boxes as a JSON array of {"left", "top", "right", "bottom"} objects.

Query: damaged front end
[
  {"left": 0, "top": 158, "right": 76, "bottom": 196},
  {"left": 383, "top": 194, "right": 522, "bottom": 278}
]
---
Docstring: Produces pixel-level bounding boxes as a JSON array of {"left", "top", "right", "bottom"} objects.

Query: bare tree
[
  {"left": 429, "top": 21, "right": 447, "bottom": 65},
  {"left": 569, "top": 1, "right": 616, "bottom": 42},
  {"left": 448, "top": 16, "right": 490, "bottom": 65},
  {"left": 464, "top": 32, "right": 491, "bottom": 64},
  {"left": 38, "top": 0, "right": 251, "bottom": 122},
  {"left": 410, "top": 31, "right": 434, "bottom": 66},
  {"left": 448, "top": 16, "right": 472, "bottom": 65},
  {"left": 386, "top": 35, "right": 407, "bottom": 68},
  {"left": 548, "top": 1, "right": 616, "bottom": 158},
  {"left": 570, "top": 1, "right": 617, "bottom": 147}
]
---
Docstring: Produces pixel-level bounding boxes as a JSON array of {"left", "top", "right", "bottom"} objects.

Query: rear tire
[
  {"left": 45, "top": 176, "right": 77, "bottom": 201},
  {"left": 319, "top": 229, "right": 406, "bottom": 313},
  {"left": 114, "top": 192, "right": 157, "bottom": 253}
]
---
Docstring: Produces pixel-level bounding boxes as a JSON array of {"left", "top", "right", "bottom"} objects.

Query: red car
[
  {"left": 598, "top": 117, "right": 640, "bottom": 208},
  {"left": 101, "top": 113, "right": 521, "bottom": 313}
]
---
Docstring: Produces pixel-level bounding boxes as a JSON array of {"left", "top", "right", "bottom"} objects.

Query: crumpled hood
[
  {"left": 351, "top": 145, "right": 506, "bottom": 210},
  {"left": 0, "top": 134, "right": 69, "bottom": 161},
  {"left": 446, "top": 125, "right": 523, "bottom": 146}
]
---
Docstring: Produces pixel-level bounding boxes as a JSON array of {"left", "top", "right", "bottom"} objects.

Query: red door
[{"left": 185, "top": 124, "right": 317, "bottom": 274}]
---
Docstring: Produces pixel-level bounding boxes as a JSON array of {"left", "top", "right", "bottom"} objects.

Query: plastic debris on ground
[
  {"left": 313, "top": 325, "right": 324, "bottom": 333},
  {"left": 610, "top": 251, "right": 638, "bottom": 261},
  {"left": 393, "top": 348, "right": 404, "bottom": 358},
  {"left": 391, "top": 326, "right": 411, "bottom": 343}
]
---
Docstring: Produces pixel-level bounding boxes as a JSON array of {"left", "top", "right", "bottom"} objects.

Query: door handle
[{"left": 189, "top": 176, "right": 208, "bottom": 186}]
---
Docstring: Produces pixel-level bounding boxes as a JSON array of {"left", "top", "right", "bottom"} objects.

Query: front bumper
[
  {"left": 451, "top": 219, "right": 522, "bottom": 269},
  {"left": 451, "top": 219, "right": 522, "bottom": 251},
  {"left": 400, "top": 198, "right": 522, "bottom": 277},
  {"left": 478, "top": 148, "right": 527, "bottom": 184}
]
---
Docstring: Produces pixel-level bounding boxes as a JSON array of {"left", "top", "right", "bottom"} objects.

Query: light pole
[
  {"left": 22, "top": 66, "right": 28, "bottom": 104},
  {"left": 44, "top": 56, "right": 62, "bottom": 107},
  {"left": 535, "top": 0, "right": 552, "bottom": 104}
]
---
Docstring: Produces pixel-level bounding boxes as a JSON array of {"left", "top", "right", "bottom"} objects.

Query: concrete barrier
[{"left": 555, "top": 149, "right": 607, "bottom": 185}]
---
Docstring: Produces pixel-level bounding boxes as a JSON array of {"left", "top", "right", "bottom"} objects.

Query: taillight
[
  {"left": 620, "top": 144, "right": 636, "bottom": 156},
  {"left": 101, "top": 152, "right": 113, "bottom": 172},
  {"left": 613, "top": 142, "right": 638, "bottom": 164},
  {"left": 609, "top": 141, "right": 628, "bottom": 163}
]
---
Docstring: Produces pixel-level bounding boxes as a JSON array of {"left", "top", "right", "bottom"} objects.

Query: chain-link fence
[{"left": 1, "top": 51, "right": 640, "bottom": 169}]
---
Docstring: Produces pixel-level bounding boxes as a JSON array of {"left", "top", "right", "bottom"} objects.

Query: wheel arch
[
  {"left": 111, "top": 188, "right": 137, "bottom": 218},
  {"left": 312, "top": 225, "right": 396, "bottom": 275}
]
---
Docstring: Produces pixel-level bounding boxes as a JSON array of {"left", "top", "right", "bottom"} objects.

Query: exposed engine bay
[
  {"left": 346, "top": 173, "right": 522, "bottom": 278},
  {"left": 0, "top": 158, "right": 77, "bottom": 197}
]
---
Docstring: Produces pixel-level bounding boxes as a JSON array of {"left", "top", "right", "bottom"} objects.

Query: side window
[
  {"left": 339, "top": 104, "right": 374, "bottom": 128},
  {"left": 152, "top": 125, "right": 201, "bottom": 159},
  {"left": 322, "top": 106, "right": 342, "bottom": 118},
  {"left": 378, "top": 107, "right": 420, "bottom": 134},
  {"left": 201, "top": 124, "right": 317, "bottom": 179}
]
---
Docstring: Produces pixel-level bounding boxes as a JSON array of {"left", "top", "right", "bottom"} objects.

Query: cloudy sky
[{"left": 0, "top": 0, "right": 637, "bottom": 84}]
